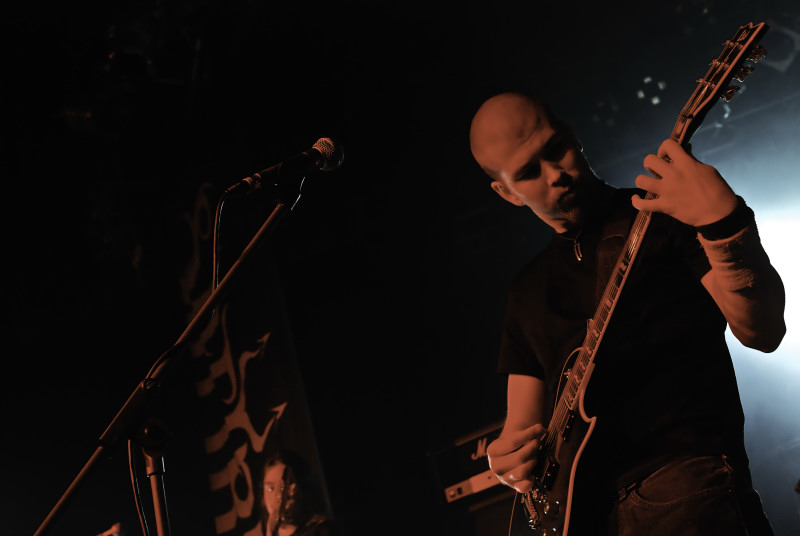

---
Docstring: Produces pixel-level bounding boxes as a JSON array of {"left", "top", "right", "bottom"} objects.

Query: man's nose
[{"left": 545, "top": 162, "right": 570, "bottom": 187}]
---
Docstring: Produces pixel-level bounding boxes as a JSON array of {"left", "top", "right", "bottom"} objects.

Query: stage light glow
[{"left": 726, "top": 212, "right": 800, "bottom": 534}]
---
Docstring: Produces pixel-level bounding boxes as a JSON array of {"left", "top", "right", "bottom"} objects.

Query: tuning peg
[
  {"left": 734, "top": 65, "right": 754, "bottom": 81},
  {"left": 721, "top": 85, "right": 741, "bottom": 101},
  {"left": 747, "top": 44, "right": 767, "bottom": 62}
]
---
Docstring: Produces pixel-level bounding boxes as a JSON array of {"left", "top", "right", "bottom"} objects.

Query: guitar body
[
  {"left": 523, "top": 358, "right": 596, "bottom": 535},
  {"left": 517, "top": 20, "right": 769, "bottom": 534}
]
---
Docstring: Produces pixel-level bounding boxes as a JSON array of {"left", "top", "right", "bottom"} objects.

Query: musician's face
[
  {"left": 470, "top": 94, "right": 599, "bottom": 233},
  {"left": 263, "top": 462, "right": 286, "bottom": 517}
]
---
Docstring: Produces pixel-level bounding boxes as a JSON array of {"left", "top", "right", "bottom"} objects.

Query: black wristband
[{"left": 695, "top": 196, "right": 754, "bottom": 240}]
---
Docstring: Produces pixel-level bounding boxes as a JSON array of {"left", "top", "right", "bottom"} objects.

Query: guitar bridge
[
  {"left": 523, "top": 487, "right": 561, "bottom": 533},
  {"left": 522, "top": 491, "right": 541, "bottom": 529}
]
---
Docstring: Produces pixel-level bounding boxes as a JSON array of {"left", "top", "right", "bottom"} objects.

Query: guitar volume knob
[{"left": 543, "top": 500, "right": 560, "bottom": 516}]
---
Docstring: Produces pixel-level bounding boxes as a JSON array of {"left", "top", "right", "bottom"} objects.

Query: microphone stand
[{"left": 34, "top": 192, "right": 293, "bottom": 536}]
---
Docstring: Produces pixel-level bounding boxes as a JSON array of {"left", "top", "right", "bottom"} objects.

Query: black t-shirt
[{"left": 497, "top": 185, "right": 749, "bottom": 490}]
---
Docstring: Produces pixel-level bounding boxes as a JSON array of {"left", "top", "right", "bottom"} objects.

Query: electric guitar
[{"left": 520, "top": 21, "right": 770, "bottom": 535}]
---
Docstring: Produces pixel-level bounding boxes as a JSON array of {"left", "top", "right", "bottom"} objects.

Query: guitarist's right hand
[{"left": 486, "top": 424, "right": 547, "bottom": 493}]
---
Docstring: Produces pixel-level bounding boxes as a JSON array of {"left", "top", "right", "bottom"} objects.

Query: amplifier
[{"left": 430, "top": 421, "right": 504, "bottom": 503}]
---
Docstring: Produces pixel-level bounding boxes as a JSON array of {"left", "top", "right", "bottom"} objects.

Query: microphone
[{"left": 228, "top": 137, "right": 344, "bottom": 197}]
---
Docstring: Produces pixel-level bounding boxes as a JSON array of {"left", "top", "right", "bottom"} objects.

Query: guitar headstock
[{"left": 672, "top": 21, "right": 769, "bottom": 145}]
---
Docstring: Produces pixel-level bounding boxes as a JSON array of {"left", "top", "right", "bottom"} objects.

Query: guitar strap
[{"left": 594, "top": 206, "right": 632, "bottom": 309}]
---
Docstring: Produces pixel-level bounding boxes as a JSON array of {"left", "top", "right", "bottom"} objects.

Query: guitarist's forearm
[
  {"left": 698, "top": 208, "right": 786, "bottom": 352},
  {"left": 714, "top": 274, "right": 785, "bottom": 352},
  {"left": 504, "top": 374, "right": 546, "bottom": 431},
  {"left": 725, "top": 294, "right": 786, "bottom": 353}
]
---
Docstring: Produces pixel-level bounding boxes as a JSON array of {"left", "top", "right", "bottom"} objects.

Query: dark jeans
[{"left": 604, "top": 455, "right": 774, "bottom": 536}]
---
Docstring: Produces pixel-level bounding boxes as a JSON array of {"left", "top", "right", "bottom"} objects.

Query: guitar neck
[
  {"left": 547, "top": 204, "right": 653, "bottom": 435},
  {"left": 545, "top": 21, "right": 769, "bottom": 440},
  {"left": 523, "top": 21, "right": 770, "bottom": 536}
]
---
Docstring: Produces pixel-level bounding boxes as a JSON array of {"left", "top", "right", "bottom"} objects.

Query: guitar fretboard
[
  {"left": 541, "top": 21, "right": 767, "bottom": 453},
  {"left": 544, "top": 201, "right": 654, "bottom": 449}
]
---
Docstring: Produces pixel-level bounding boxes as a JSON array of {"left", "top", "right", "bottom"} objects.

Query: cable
[
  {"left": 140, "top": 188, "right": 229, "bottom": 383},
  {"left": 128, "top": 439, "right": 152, "bottom": 536},
  {"left": 211, "top": 193, "right": 228, "bottom": 293},
  {"left": 507, "top": 491, "right": 518, "bottom": 536}
]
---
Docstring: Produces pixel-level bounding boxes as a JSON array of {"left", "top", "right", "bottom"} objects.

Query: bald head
[
  {"left": 469, "top": 92, "right": 559, "bottom": 179},
  {"left": 467, "top": 91, "right": 600, "bottom": 232}
]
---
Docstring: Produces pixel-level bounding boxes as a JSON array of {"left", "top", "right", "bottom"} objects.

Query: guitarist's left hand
[
  {"left": 631, "top": 138, "right": 738, "bottom": 226},
  {"left": 633, "top": 139, "right": 786, "bottom": 353}
]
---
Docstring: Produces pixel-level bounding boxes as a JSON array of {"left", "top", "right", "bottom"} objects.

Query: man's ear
[{"left": 491, "top": 181, "right": 525, "bottom": 206}]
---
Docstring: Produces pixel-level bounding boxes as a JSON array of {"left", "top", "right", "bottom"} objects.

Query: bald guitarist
[{"left": 468, "top": 91, "right": 784, "bottom": 535}]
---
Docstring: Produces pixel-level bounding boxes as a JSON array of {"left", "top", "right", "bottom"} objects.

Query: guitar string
[
  {"left": 545, "top": 17, "right": 756, "bottom": 469},
  {"left": 544, "top": 208, "right": 652, "bottom": 457},
  {"left": 542, "top": 16, "right": 756, "bottom": 457},
  {"left": 524, "top": 22, "right": 765, "bottom": 530}
]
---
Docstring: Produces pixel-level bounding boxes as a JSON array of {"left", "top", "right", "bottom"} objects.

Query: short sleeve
[{"left": 496, "top": 290, "right": 546, "bottom": 379}]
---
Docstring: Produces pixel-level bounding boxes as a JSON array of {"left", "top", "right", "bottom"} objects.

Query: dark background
[{"left": 3, "top": 1, "right": 799, "bottom": 535}]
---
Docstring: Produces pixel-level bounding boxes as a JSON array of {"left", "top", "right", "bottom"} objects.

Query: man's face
[{"left": 470, "top": 94, "right": 598, "bottom": 232}]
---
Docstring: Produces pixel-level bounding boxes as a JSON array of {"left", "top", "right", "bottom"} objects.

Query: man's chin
[
  {"left": 558, "top": 191, "right": 584, "bottom": 215},
  {"left": 551, "top": 210, "right": 582, "bottom": 233}
]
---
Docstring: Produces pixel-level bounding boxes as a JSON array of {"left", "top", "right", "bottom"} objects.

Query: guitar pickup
[
  {"left": 562, "top": 411, "right": 575, "bottom": 441},
  {"left": 541, "top": 457, "right": 560, "bottom": 490}
]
